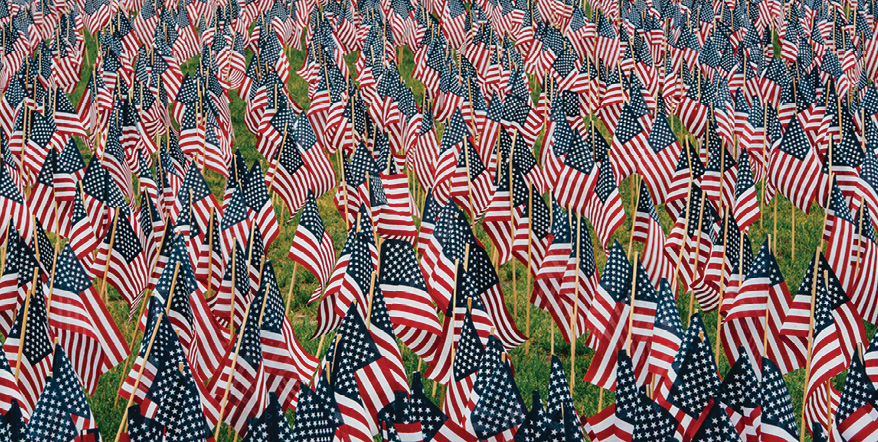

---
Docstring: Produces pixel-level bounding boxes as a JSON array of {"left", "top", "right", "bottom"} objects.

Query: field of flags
[{"left": 4, "top": 0, "right": 878, "bottom": 437}]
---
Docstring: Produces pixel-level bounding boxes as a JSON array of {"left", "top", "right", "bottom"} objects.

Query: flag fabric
[
  {"left": 3, "top": 280, "right": 52, "bottom": 416},
  {"left": 378, "top": 238, "right": 441, "bottom": 360},
  {"left": 92, "top": 210, "right": 149, "bottom": 308},
  {"left": 47, "top": 245, "right": 129, "bottom": 393}
]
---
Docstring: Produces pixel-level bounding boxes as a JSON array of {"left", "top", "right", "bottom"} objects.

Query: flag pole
[
  {"left": 714, "top": 210, "right": 730, "bottom": 361},
  {"left": 798, "top": 250, "right": 821, "bottom": 442},
  {"left": 568, "top": 212, "right": 582, "bottom": 390},
  {"left": 525, "top": 183, "right": 533, "bottom": 356},
  {"left": 100, "top": 207, "right": 122, "bottom": 302},
  {"left": 14, "top": 268, "right": 39, "bottom": 383}
]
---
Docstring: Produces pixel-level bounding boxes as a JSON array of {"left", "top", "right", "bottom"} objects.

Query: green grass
[{"left": 63, "top": 32, "right": 850, "bottom": 442}]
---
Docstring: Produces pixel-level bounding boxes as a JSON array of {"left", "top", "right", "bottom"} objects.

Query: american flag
[
  {"left": 68, "top": 190, "right": 98, "bottom": 272},
  {"left": 768, "top": 115, "right": 820, "bottom": 212},
  {"left": 700, "top": 129, "right": 738, "bottom": 212},
  {"left": 209, "top": 298, "right": 268, "bottom": 436},
  {"left": 609, "top": 105, "right": 650, "bottom": 183},
  {"left": 717, "top": 351, "right": 760, "bottom": 439},
  {"left": 53, "top": 88, "right": 87, "bottom": 138},
  {"left": 689, "top": 400, "right": 742, "bottom": 441},
  {"left": 271, "top": 126, "right": 311, "bottom": 216},
  {"left": 531, "top": 201, "right": 577, "bottom": 342},
  {"left": 27, "top": 148, "right": 56, "bottom": 235},
  {"left": 665, "top": 139, "right": 705, "bottom": 217},
  {"left": 465, "top": 245, "right": 527, "bottom": 350},
  {"left": 633, "top": 185, "right": 674, "bottom": 286},
  {"left": 327, "top": 304, "right": 381, "bottom": 442},
  {"left": 723, "top": 240, "right": 803, "bottom": 374},
  {"left": 545, "top": 355, "right": 576, "bottom": 424},
  {"left": 210, "top": 241, "right": 250, "bottom": 331},
  {"left": 825, "top": 178, "right": 858, "bottom": 297},
  {"left": 92, "top": 210, "right": 149, "bottom": 309},
  {"left": 555, "top": 122, "right": 598, "bottom": 215},
  {"left": 850, "top": 207, "right": 878, "bottom": 324},
  {"left": 421, "top": 201, "right": 475, "bottom": 311},
  {"left": 512, "top": 187, "right": 551, "bottom": 275},
  {"left": 355, "top": 286, "right": 409, "bottom": 429},
  {"left": 649, "top": 279, "right": 684, "bottom": 379},
  {"left": 155, "top": 236, "right": 229, "bottom": 381},
  {"left": 642, "top": 107, "right": 683, "bottom": 205},
  {"left": 25, "top": 109, "right": 57, "bottom": 180},
  {"left": 177, "top": 164, "right": 217, "bottom": 231},
  {"left": 48, "top": 244, "right": 129, "bottom": 393},
  {"left": 25, "top": 344, "right": 98, "bottom": 438},
  {"left": 378, "top": 238, "right": 441, "bottom": 361},
  {"left": 54, "top": 139, "right": 86, "bottom": 202},
  {"left": 659, "top": 314, "right": 720, "bottom": 438},
  {"left": 2, "top": 279, "right": 51, "bottom": 416},
  {"left": 469, "top": 339, "right": 526, "bottom": 442},
  {"left": 0, "top": 345, "right": 22, "bottom": 419},
  {"left": 289, "top": 374, "right": 341, "bottom": 440},
  {"left": 781, "top": 254, "right": 866, "bottom": 435},
  {"left": 483, "top": 137, "right": 526, "bottom": 265},
  {"left": 253, "top": 262, "right": 319, "bottom": 407},
  {"left": 585, "top": 162, "right": 626, "bottom": 249},
  {"left": 243, "top": 163, "right": 280, "bottom": 248},
  {"left": 759, "top": 357, "right": 800, "bottom": 441},
  {"left": 287, "top": 191, "right": 335, "bottom": 300},
  {"left": 614, "top": 349, "right": 678, "bottom": 441},
  {"left": 221, "top": 186, "right": 251, "bottom": 258},
  {"left": 733, "top": 148, "right": 760, "bottom": 232},
  {"left": 836, "top": 350, "right": 878, "bottom": 442},
  {"left": 317, "top": 217, "right": 377, "bottom": 338}
]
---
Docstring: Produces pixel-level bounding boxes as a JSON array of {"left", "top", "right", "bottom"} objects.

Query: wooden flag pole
[
  {"left": 14, "top": 268, "right": 39, "bottom": 383},
  {"left": 100, "top": 207, "right": 122, "bottom": 302},
  {"left": 525, "top": 183, "right": 534, "bottom": 356},
  {"left": 626, "top": 252, "right": 640, "bottom": 353},
  {"left": 798, "top": 251, "right": 821, "bottom": 442},
  {"left": 568, "top": 213, "right": 582, "bottom": 390},
  {"left": 215, "top": 302, "right": 256, "bottom": 441},
  {"left": 113, "top": 309, "right": 169, "bottom": 442}
]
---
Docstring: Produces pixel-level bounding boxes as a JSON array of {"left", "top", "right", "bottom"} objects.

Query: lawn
[{"left": 61, "top": 29, "right": 856, "bottom": 442}]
